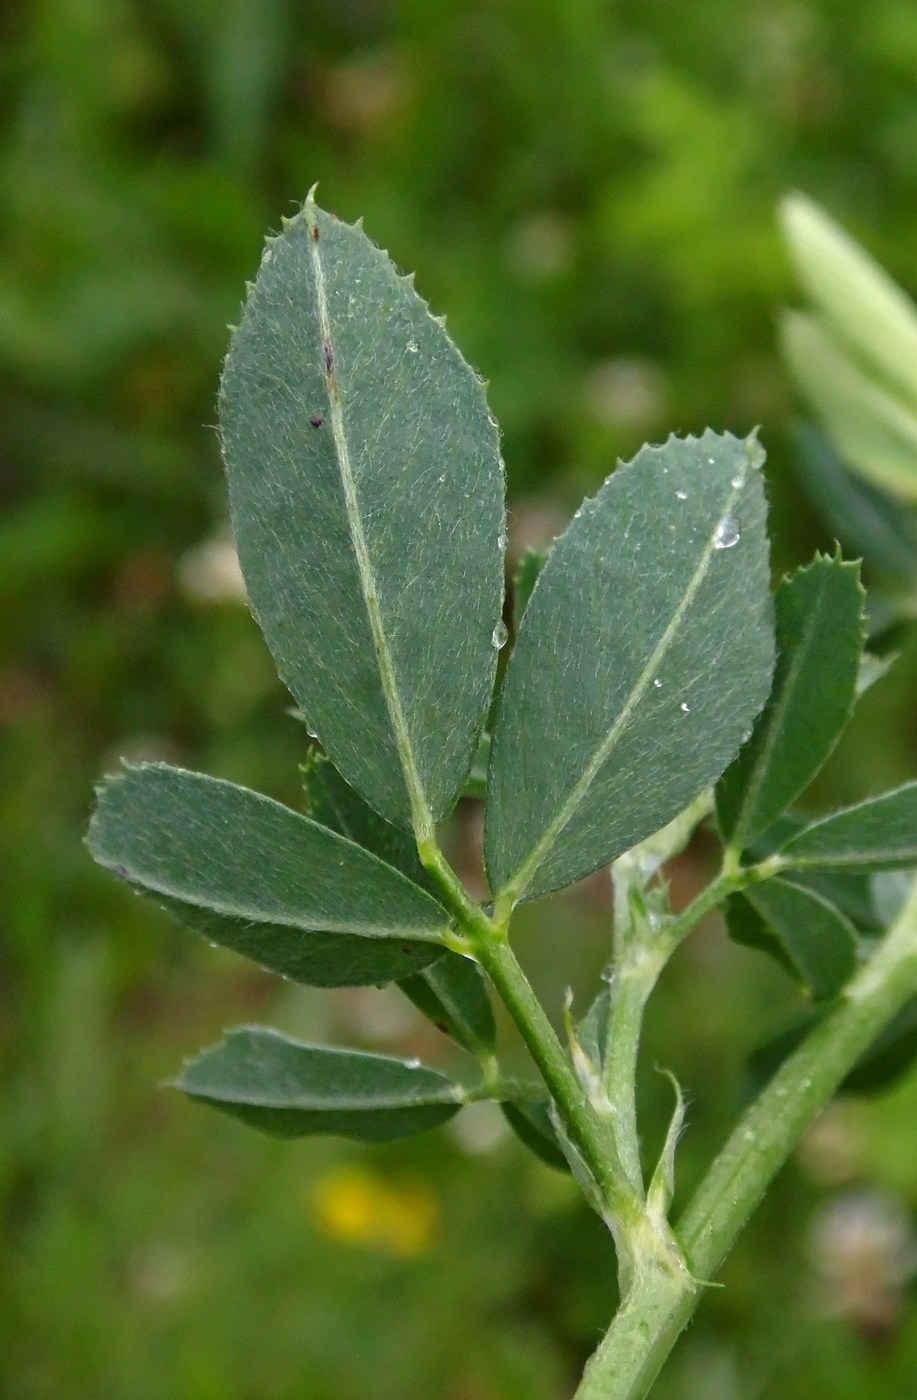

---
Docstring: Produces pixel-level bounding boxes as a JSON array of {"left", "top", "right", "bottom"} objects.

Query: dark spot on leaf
[
  {"left": 310, "top": 414, "right": 324, "bottom": 428},
  {"left": 311, "top": 225, "right": 320, "bottom": 241},
  {"left": 112, "top": 865, "right": 130, "bottom": 880},
  {"left": 323, "top": 341, "right": 334, "bottom": 374}
]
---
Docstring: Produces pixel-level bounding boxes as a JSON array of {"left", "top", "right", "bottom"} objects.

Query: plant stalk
[
  {"left": 418, "top": 837, "right": 640, "bottom": 1223},
  {"left": 574, "top": 877, "right": 917, "bottom": 1400},
  {"left": 474, "top": 932, "right": 640, "bottom": 1224}
]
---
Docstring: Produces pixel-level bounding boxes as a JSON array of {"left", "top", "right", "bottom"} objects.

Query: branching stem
[{"left": 574, "top": 877, "right": 917, "bottom": 1400}]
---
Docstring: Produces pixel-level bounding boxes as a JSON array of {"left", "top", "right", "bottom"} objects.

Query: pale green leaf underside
[
  {"left": 88, "top": 764, "right": 450, "bottom": 987},
  {"left": 780, "top": 192, "right": 917, "bottom": 413},
  {"left": 778, "top": 783, "right": 917, "bottom": 871},
  {"left": 485, "top": 431, "right": 775, "bottom": 901},
  {"left": 219, "top": 194, "right": 505, "bottom": 831},
  {"left": 727, "top": 878, "right": 858, "bottom": 1001},
  {"left": 717, "top": 554, "right": 865, "bottom": 851},
  {"left": 177, "top": 1029, "right": 462, "bottom": 1141},
  {"left": 780, "top": 310, "right": 917, "bottom": 503}
]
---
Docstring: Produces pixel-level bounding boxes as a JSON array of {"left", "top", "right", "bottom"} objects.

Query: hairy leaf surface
[
  {"left": 220, "top": 192, "right": 505, "bottom": 831},
  {"left": 486, "top": 431, "right": 774, "bottom": 901},
  {"left": 177, "top": 1029, "right": 462, "bottom": 1140},
  {"left": 89, "top": 764, "right": 450, "bottom": 986}
]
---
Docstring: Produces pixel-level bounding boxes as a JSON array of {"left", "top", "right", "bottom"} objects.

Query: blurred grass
[{"left": 2, "top": 1, "right": 917, "bottom": 1396}]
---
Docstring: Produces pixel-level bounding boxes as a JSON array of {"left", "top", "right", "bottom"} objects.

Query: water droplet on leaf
[
  {"left": 675, "top": 490, "right": 687, "bottom": 500},
  {"left": 491, "top": 621, "right": 508, "bottom": 649},
  {"left": 680, "top": 702, "right": 691, "bottom": 713},
  {"left": 714, "top": 516, "right": 740, "bottom": 549},
  {"left": 653, "top": 677, "right": 663, "bottom": 688}
]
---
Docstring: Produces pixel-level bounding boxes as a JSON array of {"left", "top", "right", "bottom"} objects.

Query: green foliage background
[{"left": 2, "top": 2, "right": 917, "bottom": 1396}]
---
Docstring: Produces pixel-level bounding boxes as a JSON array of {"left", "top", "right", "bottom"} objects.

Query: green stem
[
  {"left": 418, "top": 837, "right": 640, "bottom": 1223},
  {"left": 602, "top": 871, "right": 735, "bottom": 1197},
  {"left": 474, "top": 933, "right": 639, "bottom": 1223},
  {"left": 574, "top": 877, "right": 917, "bottom": 1400}
]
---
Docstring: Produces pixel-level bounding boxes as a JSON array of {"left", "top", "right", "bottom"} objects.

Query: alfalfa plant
[{"left": 88, "top": 192, "right": 917, "bottom": 1400}]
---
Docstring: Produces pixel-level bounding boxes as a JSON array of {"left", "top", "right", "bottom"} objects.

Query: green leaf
[
  {"left": 792, "top": 425, "right": 917, "bottom": 584},
  {"left": 716, "top": 555, "right": 865, "bottom": 851},
  {"left": 398, "top": 956, "right": 496, "bottom": 1055},
  {"left": 88, "top": 764, "right": 450, "bottom": 987},
  {"left": 780, "top": 310, "right": 917, "bottom": 503},
  {"left": 726, "top": 879, "right": 858, "bottom": 1001},
  {"left": 485, "top": 431, "right": 774, "bottom": 902},
  {"left": 785, "top": 868, "right": 884, "bottom": 932},
  {"left": 749, "top": 812, "right": 887, "bottom": 929},
  {"left": 302, "top": 753, "right": 495, "bottom": 1052},
  {"left": 513, "top": 546, "right": 548, "bottom": 621},
  {"left": 176, "top": 1028, "right": 462, "bottom": 1140},
  {"left": 219, "top": 192, "right": 505, "bottom": 833},
  {"left": 302, "top": 752, "right": 433, "bottom": 893},
  {"left": 777, "top": 783, "right": 917, "bottom": 871},
  {"left": 500, "top": 1099, "right": 571, "bottom": 1172}
]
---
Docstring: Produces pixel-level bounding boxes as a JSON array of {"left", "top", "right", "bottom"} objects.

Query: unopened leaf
[
  {"left": 220, "top": 192, "right": 505, "bottom": 831},
  {"left": 717, "top": 555, "right": 865, "bottom": 850},
  {"left": 576, "top": 988, "right": 610, "bottom": 1072},
  {"left": 780, "top": 193, "right": 917, "bottom": 412},
  {"left": 726, "top": 879, "right": 858, "bottom": 1000},
  {"left": 486, "top": 431, "right": 774, "bottom": 901},
  {"left": 89, "top": 764, "right": 450, "bottom": 987},
  {"left": 778, "top": 783, "right": 917, "bottom": 871},
  {"left": 780, "top": 310, "right": 917, "bottom": 503},
  {"left": 177, "top": 1028, "right": 462, "bottom": 1140}
]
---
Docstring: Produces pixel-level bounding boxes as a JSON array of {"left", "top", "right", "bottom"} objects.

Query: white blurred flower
[
  {"left": 449, "top": 1100, "right": 510, "bottom": 1156},
  {"left": 177, "top": 532, "right": 247, "bottom": 605},
  {"left": 506, "top": 212, "right": 575, "bottom": 280},
  {"left": 808, "top": 1189, "right": 917, "bottom": 1333},
  {"left": 582, "top": 357, "right": 666, "bottom": 429},
  {"left": 796, "top": 1102, "right": 865, "bottom": 1185}
]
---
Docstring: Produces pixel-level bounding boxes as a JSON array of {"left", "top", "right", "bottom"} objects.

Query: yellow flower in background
[{"left": 309, "top": 1165, "right": 440, "bottom": 1258}]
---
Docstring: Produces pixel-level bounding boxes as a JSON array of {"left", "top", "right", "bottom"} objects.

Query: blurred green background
[{"left": 2, "top": 1, "right": 917, "bottom": 1396}]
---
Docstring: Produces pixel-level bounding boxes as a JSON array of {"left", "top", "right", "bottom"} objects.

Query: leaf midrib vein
[
  {"left": 504, "top": 473, "right": 747, "bottom": 901},
  {"left": 305, "top": 206, "right": 434, "bottom": 841}
]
